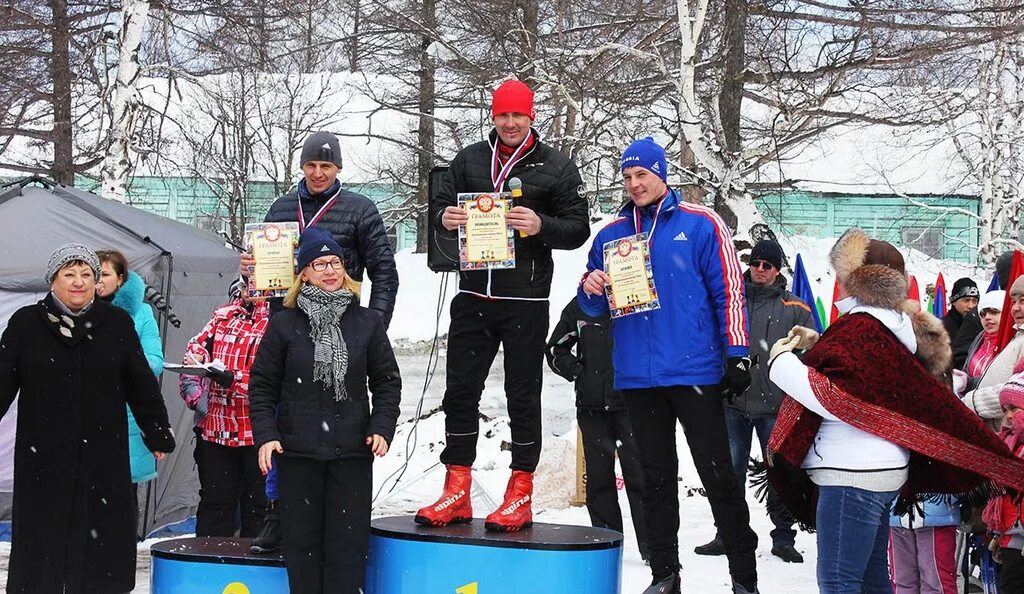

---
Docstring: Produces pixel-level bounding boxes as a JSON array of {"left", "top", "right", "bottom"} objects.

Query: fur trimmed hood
[
  {"left": 110, "top": 271, "right": 146, "bottom": 317},
  {"left": 830, "top": 227, "right": 909, "bottom": 311},
  {"left": 831, "top": 227, "right": 949, "bottom": 376},
  {"left": 900, "top": 300, "right": 953, "bottom": 378}
]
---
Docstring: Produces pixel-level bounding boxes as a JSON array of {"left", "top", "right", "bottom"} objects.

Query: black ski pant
[
  {"left": 277, "top": 455, "right": 372, "bottom": 594},
  {"left": 1002, "top": 548, "right": 1024, "bottom": 594},
  {"left": 578, "top": 408, "right": 648, "bottom": 557},
  {"left": 194, "top": 438, "right": 266, "bottom": 538},
  {"left": 624, "top": 385, "right": 758, "bottom": 590},
  {"left": 440, "top": 293, "right": 548, "bottom": 472}
]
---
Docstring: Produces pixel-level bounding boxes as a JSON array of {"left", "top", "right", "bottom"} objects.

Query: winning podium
[
  {"left": 366, "top": 516, "right": 623, "bottom": 594},
  {"left": 150, "top": 538, "right": 287, "bottom": 594},
  {"left": 150, "top": 517, "right": 623, "bottom": 594}
]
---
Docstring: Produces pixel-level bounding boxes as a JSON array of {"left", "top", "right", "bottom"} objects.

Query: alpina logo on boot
[
  {"left": 434, "top": 489, "right": 466, "bottom": 511},
  {"left": 500, "top": 495, "right": 530, "bottom": 515}
]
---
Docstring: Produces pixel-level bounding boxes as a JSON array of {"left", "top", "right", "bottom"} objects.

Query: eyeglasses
[
  {"left": 749, "top": 260, "right": 775, "bottom": 271},
  {"left": 309, "top": 260, "right": 344, "bottom": 272}
]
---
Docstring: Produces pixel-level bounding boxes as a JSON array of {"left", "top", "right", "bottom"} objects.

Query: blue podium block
[
  {"left": 366, "top": 516, "right": 622, "bottom": 594},
  {"left": 150, "top": 538, "right": 288, "bottom": 594}
]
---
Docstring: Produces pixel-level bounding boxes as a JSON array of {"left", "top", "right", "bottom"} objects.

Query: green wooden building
[
  {"left": 74, "top": 176, "right": 420, "bottom": 252},
  {"left": 754, "top": 191, "right": 981, "bottom": 263},
  {"left": 5, "top": 175, "right": 982, "bottom": 263}
]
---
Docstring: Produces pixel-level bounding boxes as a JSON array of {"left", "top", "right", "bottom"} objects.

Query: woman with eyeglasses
[{"left": 248, "top": 226, "right": 401, "bottom": 594}]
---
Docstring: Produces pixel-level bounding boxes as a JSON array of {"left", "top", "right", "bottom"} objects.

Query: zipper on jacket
[
  {"left": 486, "top": 268, "right": 492, "bottom": 298},
  {"left": 530, "top": 261, "right": 535, "bottom": 283}
]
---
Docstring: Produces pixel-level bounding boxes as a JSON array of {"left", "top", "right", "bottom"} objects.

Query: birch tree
[
  {"left": 101, "top": 0, "right": 151, "bottom": 203},
  {"left": 929, "top": 37, "right": 1024, "bottom": 265}
]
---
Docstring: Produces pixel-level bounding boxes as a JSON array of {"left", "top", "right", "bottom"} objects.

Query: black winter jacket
[
  {"left": 248, "top": 304, "right": 401, "bottom": 460},
  {"left": 729, "top": 273, "right": 815, "bottom": 416},
  {"left": 545, "top": 299, "right": 626, "bottom": 411},
  {"left": 0, "top": 296, "right": 175, "bottom": 594},
  {"left": 952, "top": 309, "right": 982, "bottom": 369},
  {"left": 431, "top": 130, "right": 590, "bottom": 299},
  {"left": 943, "top": 308, "right": 965, "bottom": 342},
  {"left": 264, "top": 187, "right": 399, "bottom": 327}
]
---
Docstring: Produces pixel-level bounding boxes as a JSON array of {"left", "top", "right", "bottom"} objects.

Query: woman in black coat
[
  {"left": 0, "top": 244, "right": 175, "bottom": 594},
  {"left": 249, "top": 227, "right": 401, "bottom": 594}
]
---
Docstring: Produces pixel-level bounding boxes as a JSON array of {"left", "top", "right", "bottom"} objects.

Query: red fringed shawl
[{"left": 767, "top": 312, "right": 1024, "bottom": 527}]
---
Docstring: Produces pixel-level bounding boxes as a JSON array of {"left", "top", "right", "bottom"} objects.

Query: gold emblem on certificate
[
  {"left": 604, "top": 233, "right": 660, "bottom": 318},
  {"left": 458, "top": 192, "right": 516, "bottom": 271},
  {"left": 245, "top": 222, "right": 300, "bottom": 299}
]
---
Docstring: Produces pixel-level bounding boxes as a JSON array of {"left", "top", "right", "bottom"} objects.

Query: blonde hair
[{"left": 282, "top": 264, "right": 361, "bottom": 308}]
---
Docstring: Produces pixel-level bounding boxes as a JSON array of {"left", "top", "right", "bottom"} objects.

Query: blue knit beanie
[
  {"left": 620, "top": 137, "right": 667, "bottom": 182},
  {"left": 296, "top": 227, "right": 344, "bottom": 271}
]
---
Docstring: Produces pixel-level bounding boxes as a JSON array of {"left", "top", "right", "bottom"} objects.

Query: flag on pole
[
  {"left": 996, "top": 251, "right": 1024, "bottom": 353},
  {"left": 816, "top": 297, "right": 829, "bottom": 330},
  {"left": 908, "top": 275, "right": 921, "bottom": 302},
  {"left": 830, "top": 279, "right": 841, "bottom": 324},
  {"left": 932, "top": 273, "right": 948, "bottom": 318},
  {"left": 988, "top": 272, "right": 1000, "bottom": 292},
  {"left": 791, "top": 254, "right": 824, "bottom": 333}
]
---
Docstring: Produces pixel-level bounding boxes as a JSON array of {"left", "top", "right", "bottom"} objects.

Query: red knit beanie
[{"left": 491, "top": 80, "right": 535, "bottom": 120}]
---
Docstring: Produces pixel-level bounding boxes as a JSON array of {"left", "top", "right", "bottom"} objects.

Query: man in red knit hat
[{"left": 419, "top": 79, "right": 589, "bottom": 531}]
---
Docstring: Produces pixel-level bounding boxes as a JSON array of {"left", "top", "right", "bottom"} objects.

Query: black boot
[
  {"left": 641, "top": 574, "right": 680, "bottom": 594},
  {"left": 771, "top": 543, "right": 804, "bottom": 563},
  {"left": 249, "top": 500, "right": 280, "bottom": 554},
  {"left": 693, "top": 534, "right": 726, "bottom": 556},
  {"left": 732, "top": 581, "right": 759, "bottom": 594}
]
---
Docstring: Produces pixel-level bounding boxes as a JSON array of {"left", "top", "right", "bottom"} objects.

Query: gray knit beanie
[
  {"left": 300, "top": 131, "right": 343, "bottom": 168},
  {"left": 46, "top": 243, "right": 100, "bottom": 284}
]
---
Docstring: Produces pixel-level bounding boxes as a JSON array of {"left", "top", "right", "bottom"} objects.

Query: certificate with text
[
  {"left": 245, "top": 222, "right": 300, "bottom": 299},
  {"left": 603, "top": 233, "right": 660, "bottom": 318},
  {"left": 458, "top": 192, "right": 516, "bottom": 271}
]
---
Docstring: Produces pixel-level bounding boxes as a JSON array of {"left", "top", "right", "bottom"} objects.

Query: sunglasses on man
[{"left": 749, "top": 260, "right": 775, "bottom": 271}]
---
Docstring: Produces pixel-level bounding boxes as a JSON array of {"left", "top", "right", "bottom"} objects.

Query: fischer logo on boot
[
  {"left": 500, "top": 495, "right": 531, "bottom": 515},
  {"left": 434, "top": 489, "right": 466, "bottom": 511}
]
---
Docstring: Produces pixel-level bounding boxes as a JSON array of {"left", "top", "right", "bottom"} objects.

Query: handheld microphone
[{"left": 508, "top": 177, "right": 526, "bottom": 238}]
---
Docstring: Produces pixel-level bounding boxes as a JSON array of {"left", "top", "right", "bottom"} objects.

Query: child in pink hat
[{"left": 982, "top": 365, "right": 1024, "bottom": 592}]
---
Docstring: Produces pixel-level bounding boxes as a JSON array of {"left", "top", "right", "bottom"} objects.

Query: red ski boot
[
  {"left": 484, "top": 470, "right": 533, "bottom": 532},
  {"left": 414, "top": 464, "right": 474, "bottom": 527}
]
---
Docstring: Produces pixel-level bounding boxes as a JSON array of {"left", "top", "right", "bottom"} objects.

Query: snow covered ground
[
  {"left": 0, "top": 348, "right": 820, "bottom": 593},
  {"left": 126, "top": 391, "right": 821, "bottom": 593}
]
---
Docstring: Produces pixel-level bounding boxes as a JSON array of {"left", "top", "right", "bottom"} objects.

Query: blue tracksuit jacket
[{"left": 577, "top": 189, "right": 748, "bottom": 389}]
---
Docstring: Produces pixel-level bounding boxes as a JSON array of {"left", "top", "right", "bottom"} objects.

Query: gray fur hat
[{"left": 46, "top": 243, "right": 100, "bottom": 284}]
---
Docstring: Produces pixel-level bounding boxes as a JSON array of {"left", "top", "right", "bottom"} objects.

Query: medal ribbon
[
  {"left": 490, "top": 131, "right": 534, "bottom": 191},
  {"left": 633, "top": 194, "right": 666, "bottom": 257},
  {"left": 298, "top": 184, "right": 343, "bottom": 231}
]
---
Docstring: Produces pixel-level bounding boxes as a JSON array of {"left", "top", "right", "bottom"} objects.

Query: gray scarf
[{"left": 297, "top": 284, "right": 354, "bottom": 402}]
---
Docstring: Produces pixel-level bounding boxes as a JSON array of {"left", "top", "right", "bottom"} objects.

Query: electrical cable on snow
[{"left": 372, "top": 271, "right": 450, "bottom": 503}]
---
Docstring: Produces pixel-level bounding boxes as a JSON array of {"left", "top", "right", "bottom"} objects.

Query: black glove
[
  {"left": 550, "top": 355, "right": 581, "bottom": 383},
  {"left": 208, "top": 368, "right": 234, "bottom": 389},
  {"left": 721, "top": 356, "right": 752, "bottom": 403}
]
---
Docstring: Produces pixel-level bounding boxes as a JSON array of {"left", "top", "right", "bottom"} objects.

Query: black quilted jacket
[
  {"left": 430, "top": 130, "right": 590, "bottom": 299},
  {"left": 264, "top": 187, "right": 399, "bottom": 328}
]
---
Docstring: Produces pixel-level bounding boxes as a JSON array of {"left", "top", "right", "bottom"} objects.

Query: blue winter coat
[
  {"left": 578, "top": 189, "right": 748, "bottom": 388},
  {"left": 112, "top": 271, "right": 164, "bottom": 483},
  {"left": 889, "top": 498, "right": 961, "bottom": 529}
]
